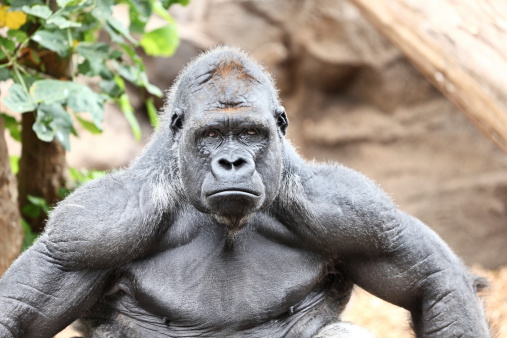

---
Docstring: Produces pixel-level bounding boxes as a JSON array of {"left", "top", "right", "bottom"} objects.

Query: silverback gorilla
[{"left": 0, "top": 47, "right": 490, "bottom": 337}]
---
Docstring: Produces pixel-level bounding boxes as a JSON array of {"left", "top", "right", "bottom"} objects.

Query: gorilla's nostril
[
  {"left": 212, "top": 156, "right": 254, "bottom": 180},
  {"left": 217, "top": 158, "right": 248, "bottom": 171},
  {"left": 218, "top": 159, "right": 233, "bottom": 170},
  {"left": 232, "top": 159, "right": 246, "bottom": 169}
]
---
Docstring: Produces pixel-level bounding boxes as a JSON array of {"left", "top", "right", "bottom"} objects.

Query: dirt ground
[
  {"left": 342, "top": 265, "right": 507, "bottom": 337},
  {"left": 55, "top": 265, "right": 506, "bottom": 338}
]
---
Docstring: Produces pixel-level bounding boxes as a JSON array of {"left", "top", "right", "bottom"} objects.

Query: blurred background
[{"left": 1, "top": 0, "right": 506, "bottom": 337}]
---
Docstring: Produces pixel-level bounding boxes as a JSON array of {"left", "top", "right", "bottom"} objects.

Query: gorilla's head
[{"left": 168, "top": 47, "right": 289, "bottom": 231}]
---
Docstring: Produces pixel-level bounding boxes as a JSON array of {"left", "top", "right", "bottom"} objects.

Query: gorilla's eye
[
  {"left": 207, "top": 129, "right": 219, "bottom": 138},
  {"left": 246, "top": 129, "right": 257, "bottom": 135}
]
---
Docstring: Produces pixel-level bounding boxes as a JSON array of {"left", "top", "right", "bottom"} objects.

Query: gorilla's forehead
[
  {"left": 179, "top": 54, "right": 276, "bottom": 113},
  {"left": 193, "top": 64, "right": 266, "bottom": 104}
]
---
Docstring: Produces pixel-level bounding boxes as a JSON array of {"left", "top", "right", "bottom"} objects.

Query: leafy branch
[{"left": 0, "top": 0, "right": 187, "bottom": 150}]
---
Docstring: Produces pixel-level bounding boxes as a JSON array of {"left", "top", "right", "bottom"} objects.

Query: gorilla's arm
[
  {"left": 0, "top": 170, "right": 171, "bottom": 338},
  {"left": 0, "top": 240, "right": 108, "bottom": 338},
  {"left": 344, "top": 212, "right": 489, "bottom": 337},
  {"left": 312, "top": 165, "right": 489, "bottom": 337}
]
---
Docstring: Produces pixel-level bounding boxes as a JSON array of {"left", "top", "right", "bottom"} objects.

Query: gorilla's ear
[
  {"left": 274, "top": 106, "right": 288, "bottom": 136},
  {"left": 170, "top": 108, "right": 185, "bottom": 134}
]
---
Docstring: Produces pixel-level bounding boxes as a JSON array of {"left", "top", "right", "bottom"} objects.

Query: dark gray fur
[{"left": 0, "top": 47, "right": 489, "bottom": 337}]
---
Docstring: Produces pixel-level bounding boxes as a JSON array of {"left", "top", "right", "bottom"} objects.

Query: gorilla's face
[{"left": 177, "top": 104, "right": 284, "bottom": 230}]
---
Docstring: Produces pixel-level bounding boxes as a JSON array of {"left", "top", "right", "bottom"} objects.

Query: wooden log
[{"left": 348, "top": 0, "right": 507, "bottom": 153}]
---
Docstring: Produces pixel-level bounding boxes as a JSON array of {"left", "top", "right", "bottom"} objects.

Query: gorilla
[{"left": 0, "top": 47, "right": 489, "bottom": 338}]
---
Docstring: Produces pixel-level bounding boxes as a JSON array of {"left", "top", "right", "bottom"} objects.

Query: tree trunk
[
  {"left": 18, "top": 112, "right": 67, "bottom": 233},
  {"left": 18, "top": 42, "right": 72, "bottom": 233},
  {"left": 348, "top": 0, "right": 507, "bottom": 153},
  {"left": 0, "top": 116, "right": 23, "bottom": 275}
]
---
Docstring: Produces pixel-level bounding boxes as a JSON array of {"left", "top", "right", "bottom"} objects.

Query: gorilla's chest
[{"left": 123, "top": 214, "right": 327, "bottom": 328}]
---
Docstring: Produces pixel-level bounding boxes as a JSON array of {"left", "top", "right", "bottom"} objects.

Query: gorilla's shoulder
[
  {"left": 41, "top": 170, "right": 171, "bottom": 269},
  {"left": 301, "top": 162, "right": 395, "bottom": 211}
]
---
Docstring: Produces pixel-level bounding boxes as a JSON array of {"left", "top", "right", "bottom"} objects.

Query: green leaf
[
  {"left": 34, "top": 103, "right": 73, "bottom": 150},
  {"left": 140, "top": 72, "right": 163, "bottom": 97},
  {"left": 0, "top": 36, "right": 16, "bottom": 61},
  {"left": 152, "top": 0, "right": 175, "bottom": 23},
  {"left": 128, "top": 0, "right": 152, "bottom": 17},
  {"left": 112, "top": 60, "right": 140, "bottom": 84},
  {"left": 103, "top": 21, "right": 125, "bottom": 43},
  {"left": 75, "top": 114, "right": 102, "bottom": 134},
  {"left": 21, "top": 5, "right": 52, "bottom": 19},
  {"left": 1, "top": 113, "right": 21, "bottom": 142},
  {"left": 99, "top": 79, "right": 122, "bottom": 98},
  {"left": 21, "top": 218, "right": 39, "bottom": 251},
  {"left": 31, "top": 79, "right": 71, "bottom": 104},
  {"left": 66, "top": 87, "right": 104, "bottom": 128},
  {"left": 114, "top": 74, "right": 126, "bottom": 91},
  {"left": 75, "top": 12, "right": 101, "bottom": 41},
  {"left": 12, "top": 73, "right": 37, "bottom": 90},
  {"left": 76, "top": 42, "right": 111, "bottom": 59},
  {"left": 57, "top": 0, "right": 83, "bottom": 7},
  {"left": 22, "top": 195, "right": 50, "bottom": 222},
  {"left": 9, "top": 0, "right": 43, "bottom": 10},
  {"left": 119, "top": 93, "right": 141, "bottom": 140},
  {"left": 31, "top": 30, "right": 70, "bottom": 57},
  {"left": 21, "top": 218, "right": 38, "bottom": 250},
  {"left": 77, "top": 59, "right": 92, "bottom": 76},
  {"left": 126, "top": 0, "right": 152, "bottom": 33},
  {"left": 160, "top": 0, "right": 189, "bottom": 8},
  {"left": 7, "top": 29, "right": 28, "bottom": 43},
  {"left": 47, "top": 15, "right": 82, "bottom": 28},
  {"left": 57, "top": 0, "right": 73, "bottom": 7},
  {"left": 27, "top": 195, "right": 50, "bottom": 213},
  {"left": 91, "top": 0, "right": 113, "bottom": 20},
  {"left": 3, "top": 83, "right": 36, "bottom": 113},
  {"left": 68, "top": 167, "right": 105, "bottom": 185},
  {"left": 106, "top": 17, "right": 137, "bottom": 44},
  {"left": 0, "top": 36, "right": 16, "bottom": 52},
  {"left": 76, "top": 42, "right": 112, "bottom": 76},
  {"left": 31, "top": 80, "right": 105, "bottom": 131},
  {"left": 58, "top": 186, "right": 71, "bottom": 198},
  {"left": 22, "top": 204, "right": 41, "bottom": 218},
  {"left": 68, "top": 167, "right": 82, "bottom": 181},
  {"left": 9, "top": 155, "right": 20, "bottom": 175},
  {"left": 146, "top": 97, "right": 159, "bottom": 128},
  {"left": 140, "top": 24, "right": 179, "bottom": 57},
  {"left": 0, "top": 68, "right": 10, "bottom": 82},
  {"left": 119, "top": 43, "right": 136, "bottom": 59},
  {"left": 129, "top": 8, "right": 148, "bottom": 34},
  {"left": 32, "top": 120, "right": 53, "bottom": 142}
]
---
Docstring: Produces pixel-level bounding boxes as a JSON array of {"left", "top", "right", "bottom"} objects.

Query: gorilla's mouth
[{"left": 207, "top": 188, "right": 261, "bottom": 198}]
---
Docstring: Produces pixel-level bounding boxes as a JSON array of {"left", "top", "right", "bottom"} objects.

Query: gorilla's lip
[{"left": 206, "top": 188, "right": 261, "bottom": 197}]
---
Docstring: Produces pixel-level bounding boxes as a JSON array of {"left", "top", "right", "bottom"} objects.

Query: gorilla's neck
[
  {"left": 271, "top": 144, "right": 314, "bottom": 225},
  {"left": 213, "top": 214, "right": 252, "bottom": 236}
]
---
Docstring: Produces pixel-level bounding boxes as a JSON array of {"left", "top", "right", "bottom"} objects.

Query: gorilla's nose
[{"left": 211, "top": 154, "right": 255, "bottom": 181}]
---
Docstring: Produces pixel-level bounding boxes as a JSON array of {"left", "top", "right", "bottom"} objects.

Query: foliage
[
  {"left": 0, "top": 0, "right": 187, "bottom": 150},
  {"left": 21, "top": 218, "right": 38, "bottom": 251},
  {"left": 10, "top": 155, "right": 107, "bottom": 250},
  {"left": 58, "top": 166, "right": 106, "bottom": 197}
]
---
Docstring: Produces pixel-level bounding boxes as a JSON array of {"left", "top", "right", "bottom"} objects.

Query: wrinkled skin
[{"left": 0, "top": 47, "right": 490, "bottom": 338}]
